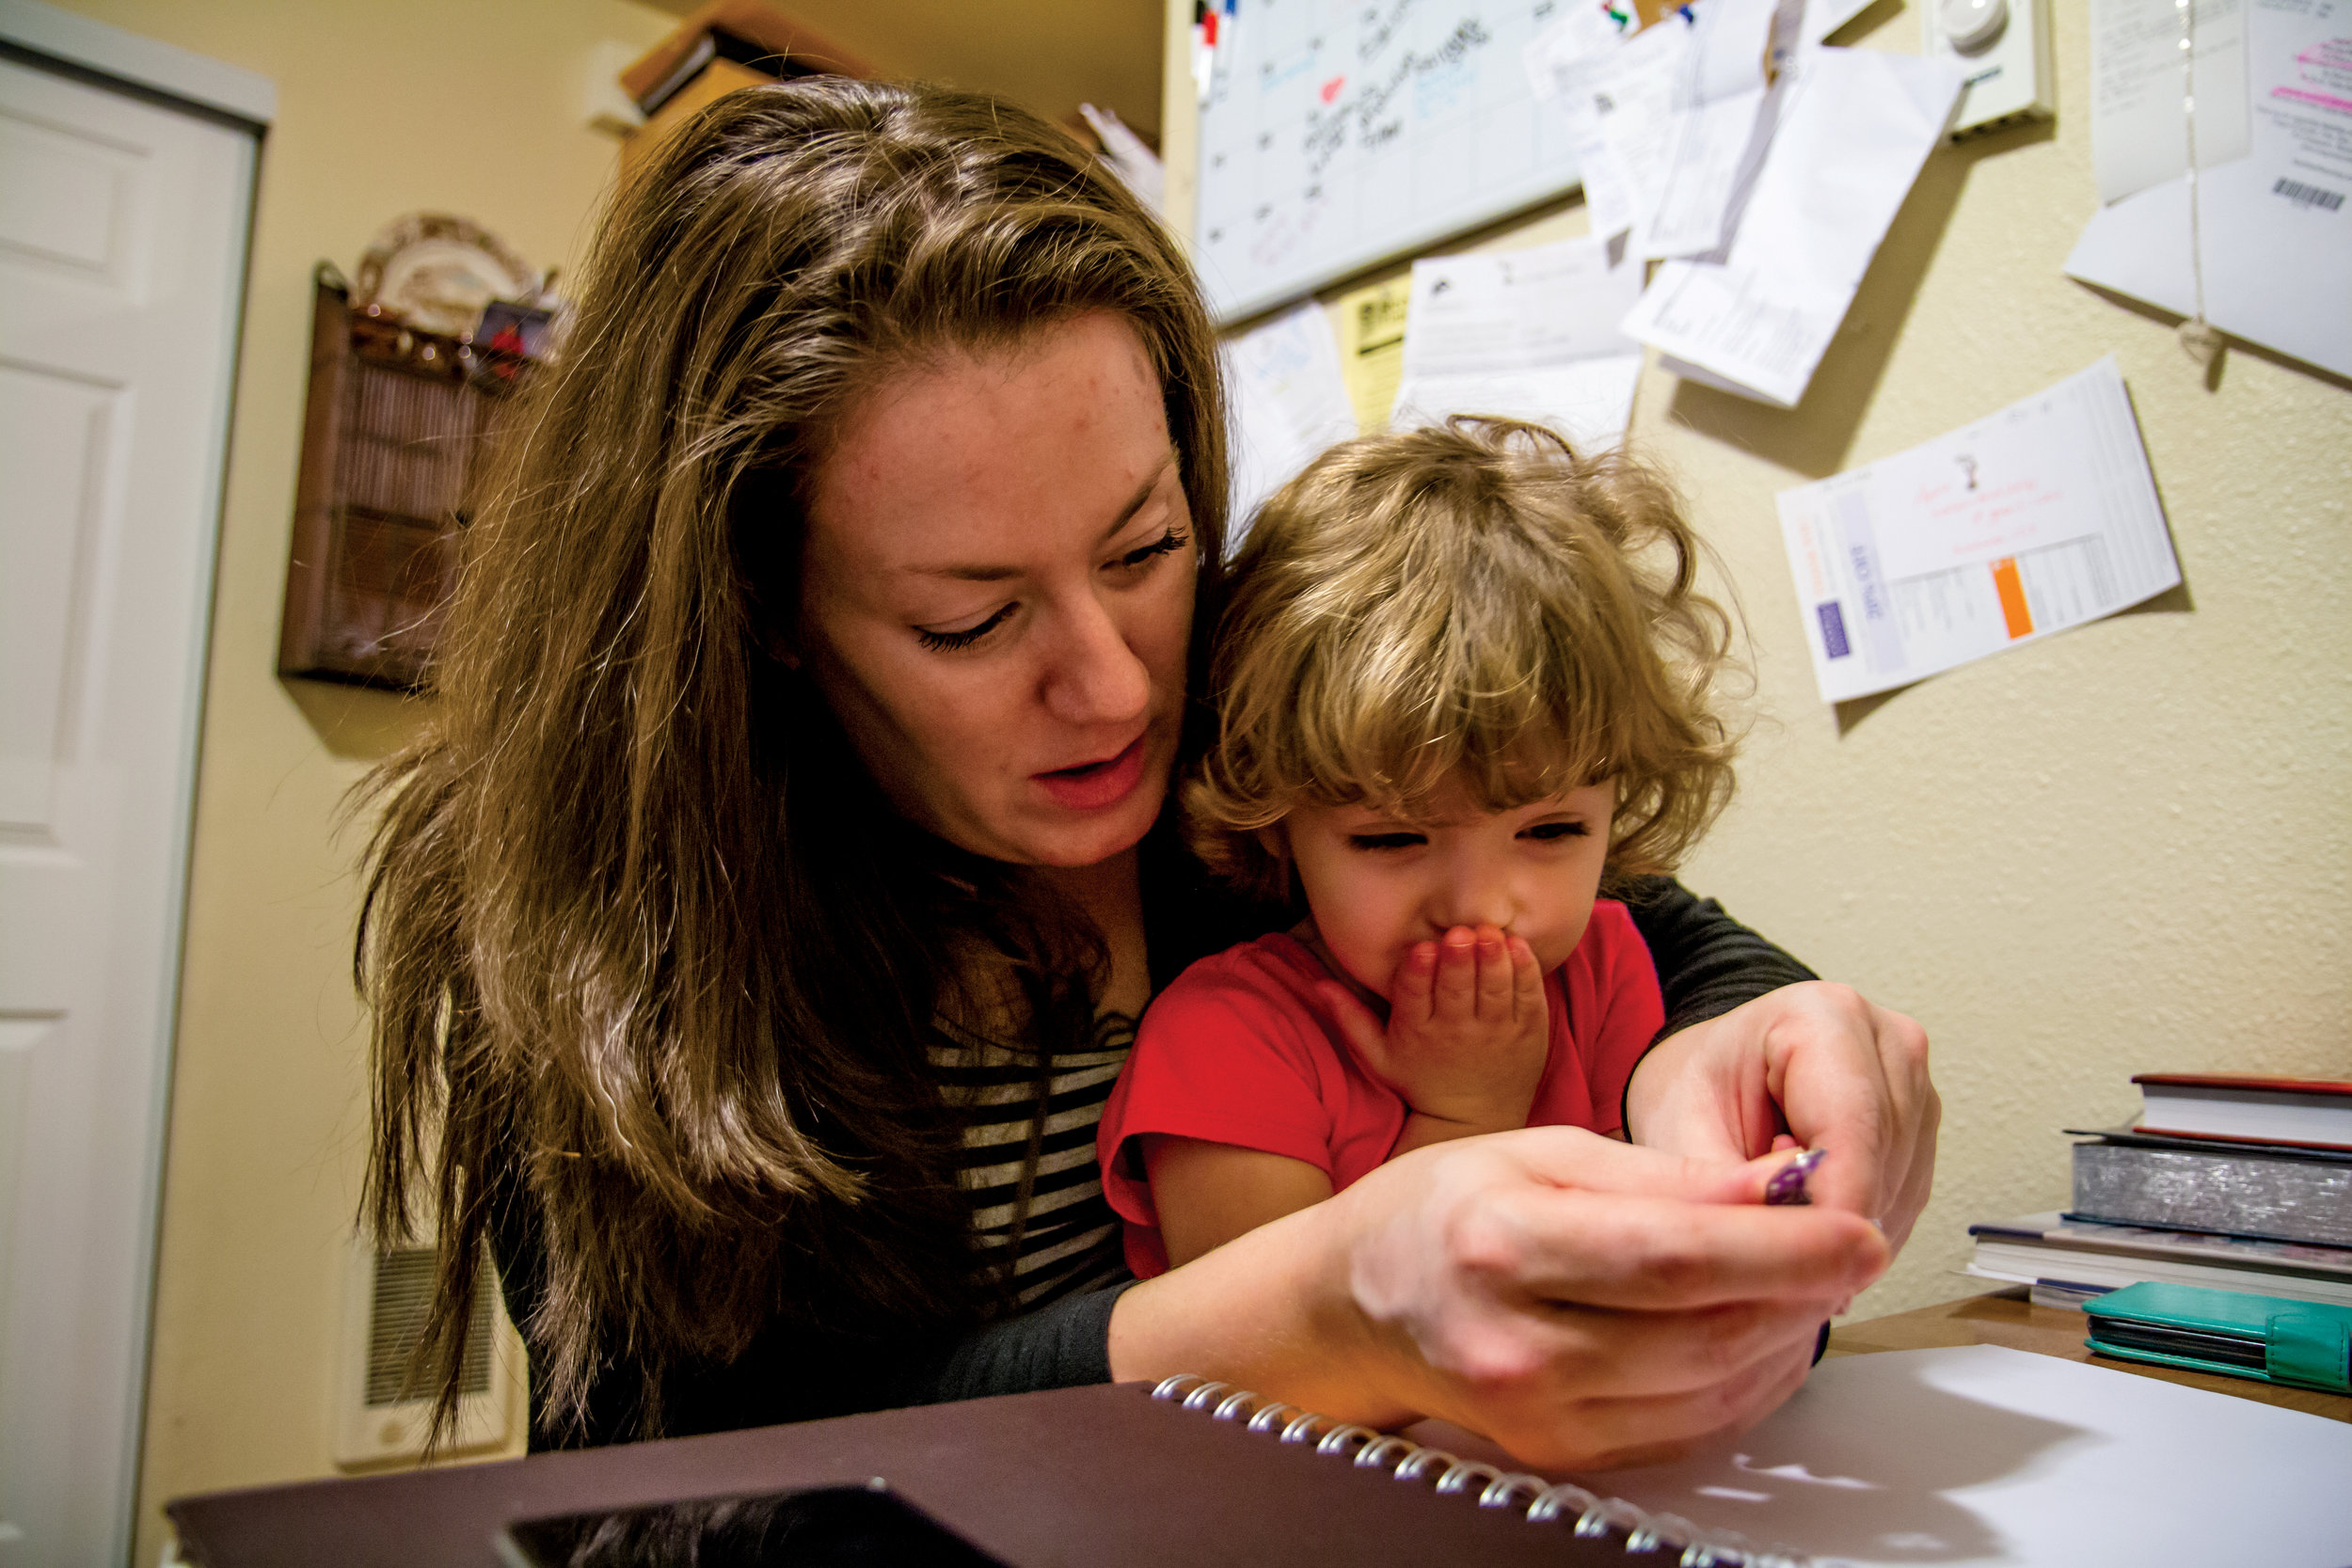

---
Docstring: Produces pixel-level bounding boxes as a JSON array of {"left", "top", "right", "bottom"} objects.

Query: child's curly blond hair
[{"left": 1186, "top": 417, "right": 1741, "bottom": 901}]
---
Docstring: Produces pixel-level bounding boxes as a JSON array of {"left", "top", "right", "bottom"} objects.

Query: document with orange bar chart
[{"left": 1777, "top": 356, "right": 2180, "bottom": 705}]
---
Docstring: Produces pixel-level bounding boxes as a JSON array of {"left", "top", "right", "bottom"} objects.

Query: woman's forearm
[
  {"left": 1104, "top": 1128, "right": 1884, "bottom": 1470},
  {"left": 1105, "top": 1196, "right": 1419, "bottom": 1428}
]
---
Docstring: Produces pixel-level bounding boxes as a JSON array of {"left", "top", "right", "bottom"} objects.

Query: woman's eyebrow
[{"left": 902, "top": 457, "right": 1176, "bottom": 582}]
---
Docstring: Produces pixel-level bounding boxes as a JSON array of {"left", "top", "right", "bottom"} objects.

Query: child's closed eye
[
  {"left": 1345, "top": 831, "right": 1426, "bottom": 852},
  {"left": 1519, "top": 820, "right": 1590, "bottom": 842}
]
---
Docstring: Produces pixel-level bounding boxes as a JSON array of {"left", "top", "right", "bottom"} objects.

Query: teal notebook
[{"left": 2084, "top": 1279, "right": 2352, "bottom": 1392}]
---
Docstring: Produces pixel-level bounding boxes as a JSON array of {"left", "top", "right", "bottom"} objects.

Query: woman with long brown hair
[{"left": 360, "top": 77, "right": 1936, "bottom": 1465}]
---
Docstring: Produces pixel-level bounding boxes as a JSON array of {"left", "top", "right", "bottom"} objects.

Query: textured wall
[
  {"left": 39, "top": 1, "right": 675, "bottom": 1560},
  {"left": 42, "top": 2, "right": 2351, "bottom": 1553},
  {"left": 1162, "top": 0, "right": 2352, "bottom": 1319}
]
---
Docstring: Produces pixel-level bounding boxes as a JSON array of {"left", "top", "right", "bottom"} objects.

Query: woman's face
[{"left": 796, "top": 311, "right": 1198, "bottom": 868}]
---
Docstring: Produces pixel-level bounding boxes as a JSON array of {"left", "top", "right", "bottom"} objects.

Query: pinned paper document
[
  {"left": 1776, "top": 358, "right": 2181, "bottom": 705},
  {"left": 1525, "top": 4, "right": 1700, "bottom": 252},
  {"left": 1639, "top": 0, "right": 1794, "bottom": 260},
  {"left": 1389, "top": 234, "right": 1646, "bottom": 453},
  {"left": 1621, "top": 46, "right": 1962, "bottom": 408},
  {"left": 1332, "top": 276, "right": 1413, "bottom": 436},
  {"left": 1222, "top": 300, "right": 1357, "bottom": 549},
  {"left": 2067, "top": 0, "right": 2352, "bottom": 383},
  {"left": 2089, "top": 0, "right": 2251, "bottom": 206},
  {"left": 1079, "top": 103, "right": 1167, "bottom": 214},
  {"left": 1525, "top": 0, "right": 1863, "bottom": 253}
]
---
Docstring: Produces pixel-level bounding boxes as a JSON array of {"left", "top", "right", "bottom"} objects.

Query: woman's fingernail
[{"left": 1763, "top": 1147, "right": 1826, "bottom": 1206}]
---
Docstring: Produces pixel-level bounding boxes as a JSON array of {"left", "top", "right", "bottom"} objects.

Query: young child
[{"left": 1098, "top": 417, "right": 1742, "bottom": 1277}]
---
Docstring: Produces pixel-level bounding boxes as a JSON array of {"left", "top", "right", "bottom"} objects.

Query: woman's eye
[
  {"left": 1522, "top": 820, "right": 1590, "bottom": 842},
  {"left": 914, "top": 603, "right": 1015, "bottom": 651},
  {"left": 1111, "top": 527, "right": 1190, "bottom": 572},
  {"left": 1347, "top": 832, "right": 1425, "bottom": 852}
]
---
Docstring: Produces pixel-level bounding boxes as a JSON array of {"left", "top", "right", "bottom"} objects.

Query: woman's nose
[{"left": 1039, "top": 594, "right": 1152, "bottom": 726}]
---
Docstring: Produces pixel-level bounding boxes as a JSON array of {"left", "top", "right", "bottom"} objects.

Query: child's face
[{"left": 1277, "top": 775, "right": 1617, "bottom": 999}]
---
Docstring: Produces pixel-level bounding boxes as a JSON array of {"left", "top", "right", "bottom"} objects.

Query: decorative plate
[{"left": 352, "top": 213, "right": 537, "bottom": 338}]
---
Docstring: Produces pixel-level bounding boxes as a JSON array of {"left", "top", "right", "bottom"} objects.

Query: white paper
[
  {"left": 1389, "top": 234, "right": 1647, "bottom": 451},
  {"left": 2091, "top": 0, "right": 2252, "bottom": 205},
  {"left": 1620, "top": 45, "right": 1962, "bottom": 407},
  {"left": 1079, "top": 103, "right": 1167, "bottom": 214},
  {"left": 1641, "top": 0, "right": 1790, "bottom": 258},
  {"left": 1521, "top": 0, "right": 1628, "bottom": 100},
  {"left": 1577, "top": 1347, "right": 2352, "bottom": 1567},
  {"left": 1803, "top": 0, "right": 1880, "bottom": 40},
  {"left": 2067, "top": 0, "right": 2352, "bottom": 382},
  {"left": 1391, "top": 361, "right": 1647, "bottom": 451},
  {"left": 1222, "top": 300, "right": 1358, "bottom": 550},
  {"left": 1592, "top": 17, "right": 1694, "bottom": 249},
  {"left": 1776, "top": 357, "right": 2180, "bottom": 705}
]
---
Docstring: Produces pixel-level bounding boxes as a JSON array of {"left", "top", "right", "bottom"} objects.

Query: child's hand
[{"left": 1318, "top": 924, "right": 1549, "bottom": 1152}]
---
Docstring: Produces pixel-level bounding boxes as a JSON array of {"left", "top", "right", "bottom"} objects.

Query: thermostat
[{"left": 1925, "top": 0, "right": 2055, "bottom": 139}]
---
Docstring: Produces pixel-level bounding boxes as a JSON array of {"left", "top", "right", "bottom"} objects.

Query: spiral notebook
[
  {"left": 168, "top": 1347, "right": 2352, "bottom": 1568},
  {"left": 1527, "top": 1345, "right": 2352, "bottom": 1567}
]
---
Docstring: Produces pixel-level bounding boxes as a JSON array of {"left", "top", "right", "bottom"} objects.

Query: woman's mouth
[{"left": 1033, "top": 736, "right": 1149, "bottom": 811}]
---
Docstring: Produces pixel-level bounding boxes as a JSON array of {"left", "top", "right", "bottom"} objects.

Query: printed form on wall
[
  {"left": 1777, "top": 358, "right": 2181, "bottom": 705},
  {"left": 1333, "top": 274, "right": 1413, "bottom": 436},
  {"left": 1388, "top": 233, "right": 1646, "bottom": 452},
  {"left": 2090, "top": 0, "right": 2251, "bottom": 204},
  {"left": 1223, "top": 300, "right": 1359, "bottom": 549},
  {"left": 2069, "top": 0, "right": 2352, "bottom": 380}
]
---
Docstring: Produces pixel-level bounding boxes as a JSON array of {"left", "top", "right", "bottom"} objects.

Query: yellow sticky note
[{"left": 1333, "top": 277, "right": 1410, "bottom": 435}]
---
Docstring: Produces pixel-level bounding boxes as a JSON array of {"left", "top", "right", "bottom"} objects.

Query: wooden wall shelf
[{"left": 278, "top": 272, "right": 524, "bottom": 691}]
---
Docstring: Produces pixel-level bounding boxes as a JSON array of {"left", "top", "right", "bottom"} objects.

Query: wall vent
[{"left": 334, "top": 1235, "right": 523, "bottom": 1468}]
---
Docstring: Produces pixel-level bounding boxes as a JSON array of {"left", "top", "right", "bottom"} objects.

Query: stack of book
[{"left": 1968, "top": 1073, "right": 2352, "bottom": 1310}]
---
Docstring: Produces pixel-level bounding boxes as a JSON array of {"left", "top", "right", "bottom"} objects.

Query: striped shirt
[{"left": 929, "top": 1009, "right": 1135, "bottom": 1311}]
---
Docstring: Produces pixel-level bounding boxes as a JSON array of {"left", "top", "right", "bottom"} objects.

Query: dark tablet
[{"left": 496, "top": 1481, "right": 1014, "bottom": 1568}]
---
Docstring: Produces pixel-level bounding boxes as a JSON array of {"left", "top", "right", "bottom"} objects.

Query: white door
[{"left": 0, "top": 51, "right": 255, "bottom": 1567}]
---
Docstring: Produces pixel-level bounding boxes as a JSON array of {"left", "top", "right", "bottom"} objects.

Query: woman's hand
[
  {"left": 1621, "top": 982, "right": 1938, "bottom": 1254},
  {"left": 1317, "top": 925, "right": 1550, "bottom": 1155},
  {"left": 1109, "top": 1128, "right": 1887, "bottom": 1471}
]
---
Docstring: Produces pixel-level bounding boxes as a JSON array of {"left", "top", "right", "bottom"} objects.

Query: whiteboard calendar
[{"left": 1193, "top": 0, "right": 1588, "bottom": 324}]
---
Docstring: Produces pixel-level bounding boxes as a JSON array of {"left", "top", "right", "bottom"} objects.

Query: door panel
[
  {"left": 0, "top": 362, "right": 118, "bottom": 833},
  {"left": 0, "top": 52, "right": 254, "bottom": 1567}
]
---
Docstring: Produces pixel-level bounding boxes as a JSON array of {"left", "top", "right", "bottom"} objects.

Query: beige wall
[
  {"left": 39, "top": 1, "right": 673, "bottom": 1560},
  {"left": 38, "top": 0, "right": 2348, "bottom": 1553},
  {"left": 1161, "top": 1, "right": 2352, "bottom": 1317}
]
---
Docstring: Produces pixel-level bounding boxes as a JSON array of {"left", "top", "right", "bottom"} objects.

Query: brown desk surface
[
  {"left": 1826, "top": 1285, "right": 2352, "bottom": 1423},
  {"left": 169, "top": 1288, "right": 2349, "bottom": 1566}
]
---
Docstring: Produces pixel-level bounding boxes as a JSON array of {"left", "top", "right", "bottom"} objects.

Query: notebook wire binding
[{"left": 1150, "top": 1374, "right": 1813, "bottom": 1568}]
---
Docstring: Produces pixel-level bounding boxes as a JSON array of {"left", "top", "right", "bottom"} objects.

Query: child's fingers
[
  {"left": 1430, "top": 927, "right": 1478, "bottom": 1021},
  {"left": 1507, "top": 933, "right": 1543, "bottom": 1022},
  {"left": 1391, "top": 941, "right": 1438, "bottom": 1027},
  {"left": 1474, "top": 924, "right": 1514, "bottom": 1020}
]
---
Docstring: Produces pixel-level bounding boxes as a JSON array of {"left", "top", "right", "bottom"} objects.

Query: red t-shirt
[{"left": 1097, "top": 899, "right": 1663, "bottom": 1277}]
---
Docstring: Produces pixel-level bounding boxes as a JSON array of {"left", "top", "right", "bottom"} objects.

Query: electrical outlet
[{"left": 1925, "top": 0, "right": 2055, "bottom": 140}]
